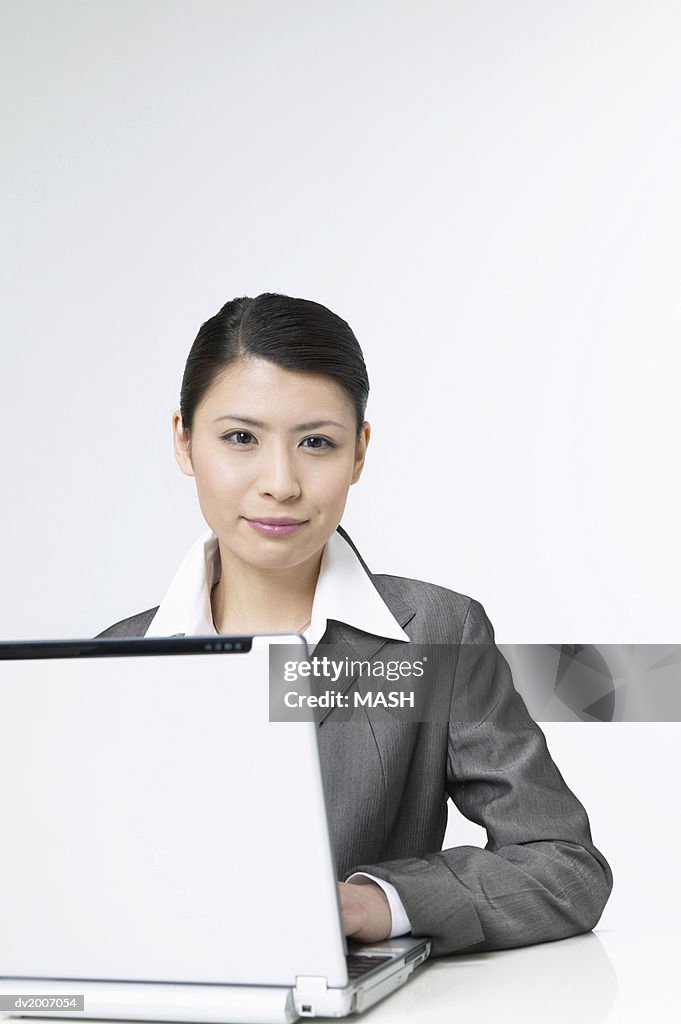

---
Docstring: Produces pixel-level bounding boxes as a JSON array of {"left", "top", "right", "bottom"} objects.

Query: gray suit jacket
[{"left": 97, "top": 525, "right": 613, "bottom": 957}]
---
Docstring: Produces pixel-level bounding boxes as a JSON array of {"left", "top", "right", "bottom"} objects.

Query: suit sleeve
[{"left": 350, "top": 598, "right": 614, "bottom": 957}]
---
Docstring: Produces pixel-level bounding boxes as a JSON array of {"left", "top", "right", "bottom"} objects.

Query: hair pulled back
[{"left": 179, "top": 293, "right": 370, "bottom": 439}]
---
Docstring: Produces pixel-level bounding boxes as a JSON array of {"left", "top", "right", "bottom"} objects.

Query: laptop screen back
[{"left": 0, "top": 636, "right": 348, "bottom": 988}]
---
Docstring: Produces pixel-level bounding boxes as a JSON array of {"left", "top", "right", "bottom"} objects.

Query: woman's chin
[{"left": 220, "top": 539, "right": 317, "bottom": 572}]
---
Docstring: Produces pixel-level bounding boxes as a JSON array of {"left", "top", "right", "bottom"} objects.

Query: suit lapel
[{"left": 312, "top": 554, "right": 417, "bottom": 725}]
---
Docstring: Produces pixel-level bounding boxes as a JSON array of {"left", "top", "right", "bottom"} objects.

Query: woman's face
[{"left": 172, "top": 357, "right": 370, "bottom": 571}]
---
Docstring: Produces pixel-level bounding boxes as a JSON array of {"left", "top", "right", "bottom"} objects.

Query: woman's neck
[{"left": 210, "top": 542, "right": 323, "bottom": 635}]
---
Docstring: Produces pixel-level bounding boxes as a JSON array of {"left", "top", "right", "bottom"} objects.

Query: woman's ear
[
  {"left": 351, "top": 421, "right": 371, "bottom": 485},
  {"left": 172, "top": 410, "right": 195, "bottom": 477}
]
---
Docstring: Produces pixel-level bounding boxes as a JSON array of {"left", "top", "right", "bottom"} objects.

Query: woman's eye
[
  {"left": 222, "top": 430, "right": 255, "bottom": 445},
  {"left": 302, "top": 436, "right": 335, "bottom": 450}
]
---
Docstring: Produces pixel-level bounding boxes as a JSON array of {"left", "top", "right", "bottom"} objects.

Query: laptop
[{"left": 0, "top": 634, "right": 430, "bottom": 1022}]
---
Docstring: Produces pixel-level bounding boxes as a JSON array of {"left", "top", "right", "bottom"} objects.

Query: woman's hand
[{"left": 338, "top": 880, "right": 392, "bottom": 943}]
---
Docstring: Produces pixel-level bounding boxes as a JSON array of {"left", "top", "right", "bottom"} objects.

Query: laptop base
[
  {"left": 0, "top": 941, "right": 430, "bottom": 1023},
  {"left": 0, "top": 979, "right": 297, "bottom": 1024}
]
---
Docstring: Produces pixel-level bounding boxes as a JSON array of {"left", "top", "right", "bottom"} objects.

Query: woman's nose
[{"left": 257, "top": 447, "right": 302, "bottom": 501}]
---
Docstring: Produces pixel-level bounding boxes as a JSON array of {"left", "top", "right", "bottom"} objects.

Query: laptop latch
[{"left": 293, "top": 976, "right": 329, "bottom": 1017}]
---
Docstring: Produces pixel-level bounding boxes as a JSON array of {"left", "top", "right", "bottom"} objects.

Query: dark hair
[{"left": 179, "top": 292, "right": 370, "bottom": 440}]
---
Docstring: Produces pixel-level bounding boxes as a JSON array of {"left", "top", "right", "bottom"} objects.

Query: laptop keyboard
[{"left": 346, "top": 953, "right": 393, "bottom": 980}]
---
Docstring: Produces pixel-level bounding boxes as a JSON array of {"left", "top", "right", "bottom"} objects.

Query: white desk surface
[
  {"left": 8, "top": 926, "right": 678, "bottom": 1024},
  {"left": 349, "top": 926, "right": 678, "bottom": 1024}
]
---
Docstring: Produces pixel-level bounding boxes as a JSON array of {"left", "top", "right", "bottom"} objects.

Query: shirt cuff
[{"left": 345, "top": 871, "right": 412, "bottom": 938}]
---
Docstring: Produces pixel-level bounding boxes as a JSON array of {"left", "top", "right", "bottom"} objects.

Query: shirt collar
[{"left": 145, "top": 526, "right": 410, "bottom": 650}]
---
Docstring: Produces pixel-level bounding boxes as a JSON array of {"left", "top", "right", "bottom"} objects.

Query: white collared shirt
[
  {"left": 145, "top": 526, "right": 410, "bottom": 653},
  {"left": 145, "top": 525, "right": 412, "bottom": 938}
]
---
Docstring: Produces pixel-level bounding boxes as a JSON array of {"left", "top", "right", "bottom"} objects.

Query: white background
[{"left": 1, "top": 1, "right": 679, "bottom": 938}]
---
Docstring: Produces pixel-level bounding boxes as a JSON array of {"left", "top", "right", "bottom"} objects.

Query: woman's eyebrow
[{"left": 213, "top": 414, "right": 350, "bottom": 432}]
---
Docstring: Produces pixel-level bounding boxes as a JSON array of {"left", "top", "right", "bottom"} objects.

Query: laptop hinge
[{"left": 293, "top": 976, "right": 330, "bottom": 1017}]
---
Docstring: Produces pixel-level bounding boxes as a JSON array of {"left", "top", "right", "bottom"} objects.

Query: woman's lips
[{"left": 245, "top": 518, "right": 308, "bottom": 537}]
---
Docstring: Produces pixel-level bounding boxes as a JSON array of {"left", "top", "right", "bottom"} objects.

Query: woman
[{"left": 98, "top": 292, "right": 613, "bottom": 957}]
